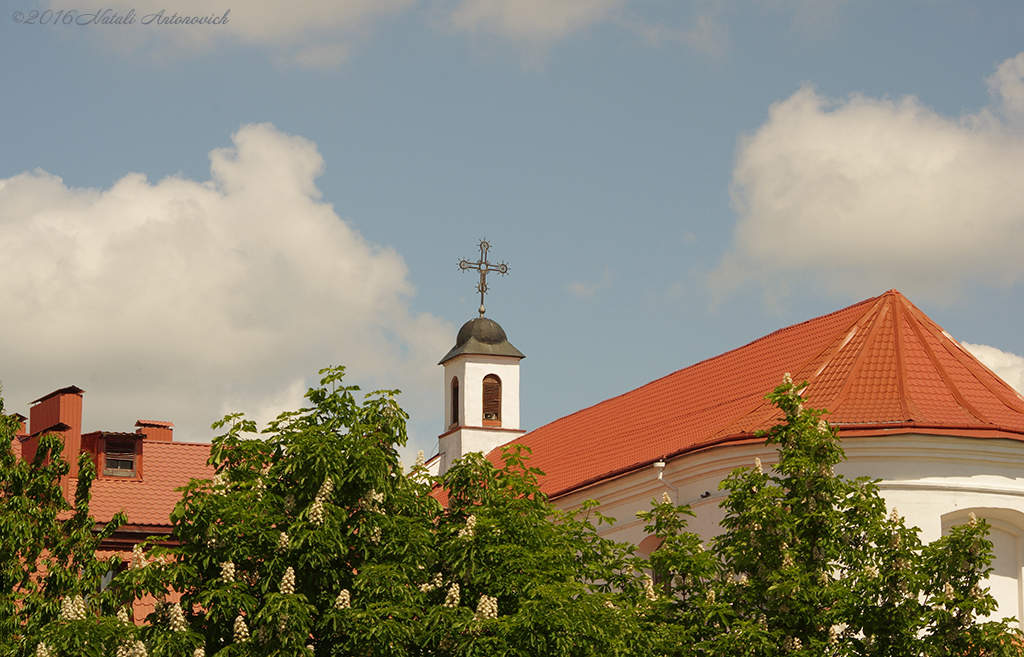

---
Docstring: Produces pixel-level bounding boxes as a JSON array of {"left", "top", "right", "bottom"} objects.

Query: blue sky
[{"left": 2, "top": 0, "right": 1024, "bottom": 462}]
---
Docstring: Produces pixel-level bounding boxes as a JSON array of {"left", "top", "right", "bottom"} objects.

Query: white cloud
[
  {"left": 712, "top": 53, "right": 1024, "bottom": 303},
  {"left": 566, "top": 268, "right": 612, "bottom": 299},
  {"left": 46, "top": 0, "right": 413, "bottom": 66},
  {"left": 448, "top": 0, "right": 628, "bottom": 45},
  {"left": 961, "top": 343, "right": 1024, "bottom": 397},
  {"left": 0, "top": 123, "right": 452, "bottom": 451}
]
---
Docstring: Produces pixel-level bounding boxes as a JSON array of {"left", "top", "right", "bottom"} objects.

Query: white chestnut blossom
[
  {"left": 220, "top": 561, "right": 236, "bottom": 583},
  {"left": 458, "top": 515, "right": 477, "bottom": 539},
  {"left": 116, "top": 641, "right": 148, "bottom": 657},
  {"left": 168, "top": 602, "right": 188, "bottom": 632},
  {"left": 281, "top": 566, "right": 296, "bottom": 595},
  {"left": 643, "top": 575, "right": 658, "bottom": 601},
  {"left": 335, "top": 589, "right": 351, "bottom": 609},
  {"left": 443, "top": 583, "right": 460, "bottom": 608},
  {"left": 309, "top": 499, "right": 325, "bottom": 526},
  {"left": 473, "top": 594, "right": 498, "bottom": 620},
  {"left": 59, "top": 594, "right": 86, "bottom": 621},
  {"left": 130, "top": 543, "right": 148, "bottom": 570},
  {"left": 117, "top": 607, "right": 131, "bottom": 624},
  {"left": 277, "top": 531, "right": 290, "bottom": 552},
  {"left": 420, "top": 572, "right": 443, "bottom": 592},
  {"left": 234, "top": 614, "right": 250, "bottom": 642},
  {"left": 193, "top": 649, "right": 206, "bottom": 657},
  {"left": 35, "top": 643, "right": 54, "bottom": 657}
]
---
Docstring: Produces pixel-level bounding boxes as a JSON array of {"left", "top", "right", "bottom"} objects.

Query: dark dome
[
  {"left": 455, "top": 317, "right": 507, "bottom": 347},
  {"left": 439, "top": 317, "right": 525, "bottom": 364}
]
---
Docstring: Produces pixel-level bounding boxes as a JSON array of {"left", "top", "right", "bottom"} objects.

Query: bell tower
[{"left": 434, "top": 240, "right": 525, "bottom": 475}]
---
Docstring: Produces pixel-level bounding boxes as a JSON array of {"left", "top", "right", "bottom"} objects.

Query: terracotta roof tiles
[
  {"left": 88, "top": 440, "right": 213, "bottom": 528},
  {"left": 497, "top": 290, "right": 1024, "bottom": 498}
]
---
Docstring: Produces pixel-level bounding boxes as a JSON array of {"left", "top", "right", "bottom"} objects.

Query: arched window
[
  {"left": 451, "top": 377, "right": 459, "bottom": 427},
  {"left": 482, "top": 374, "right": 501, "bottom": 425}
]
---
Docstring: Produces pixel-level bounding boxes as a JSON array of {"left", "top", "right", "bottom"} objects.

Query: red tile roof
[
  {"left": 498, "top": 290, "right": 1024, "bottom": 499},
  {"left": 88, "top": 440, "right": 212, "bottom": 528}
]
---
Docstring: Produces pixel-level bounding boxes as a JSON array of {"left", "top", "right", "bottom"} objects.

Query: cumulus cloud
[
  {"left": 0, "top": 123, "right": 452, "bottom": 449},
  {"left": 45, "top": 0, "right": 413, "bottom": 67},
  {"left": 962, "top": 343, "right": 1024, "bottom": 396},
  {"left": 712, "top": 53, "right": 1024, "bottom": 304},
  {"left": 566, "top": 268, "right": 612, "bottom": 299},
  {"left": 447, "top": 0, "right": 628, "bottom": 46}
]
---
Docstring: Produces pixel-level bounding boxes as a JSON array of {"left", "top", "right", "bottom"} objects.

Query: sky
[{"left": 2, "top": 0, "right": 1024, "bottom": 463}]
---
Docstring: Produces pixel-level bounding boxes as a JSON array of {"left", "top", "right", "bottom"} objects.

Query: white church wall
[{"left": 550, "top": 433, "right": 1024, "bottom": 624}]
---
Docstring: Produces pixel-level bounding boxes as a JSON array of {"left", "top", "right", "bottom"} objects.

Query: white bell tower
[
  {"left": 434, "top": 317, "right": 525, "bottom": 476},
  {"left": 431, "top": 239, "right": 525, "bottom": 476}
]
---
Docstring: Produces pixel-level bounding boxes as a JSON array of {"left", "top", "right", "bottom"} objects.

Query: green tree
[
  {"left": 639, "top": 375, "right": 1023, "bottom": 657},
  {"left": 121, "top": 366, "right": 646, "bottom": 657},
  {"left": 0, "top": 392, "right": 137, "bottom": 657}
]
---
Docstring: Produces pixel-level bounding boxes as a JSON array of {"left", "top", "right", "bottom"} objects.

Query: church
[{"left": 429, "top": 288, "right": 1024, "bottom": 625}]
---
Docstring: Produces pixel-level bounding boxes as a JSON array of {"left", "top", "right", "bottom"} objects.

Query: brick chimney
[
  {"left": 135, "top": 420, "right": 173, "bottom": 442},
  {"left": 24, "top": 386, "right": 84, "bottom": 476}
]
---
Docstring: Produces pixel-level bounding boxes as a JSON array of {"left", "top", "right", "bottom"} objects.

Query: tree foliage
[
  {"left": 638, "top": 375, "right": 1023, "bottom": 656},
  {"left": 0, "top": 392, "right": 134, "bottom": 656},
  {"left": 3, "top": 370, "right": 1022, "bottom": 656}
]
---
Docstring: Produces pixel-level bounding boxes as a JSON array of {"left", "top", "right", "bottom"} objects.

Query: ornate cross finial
[{"left": 459, "top": 239, "right": 509, "bottom": 317}]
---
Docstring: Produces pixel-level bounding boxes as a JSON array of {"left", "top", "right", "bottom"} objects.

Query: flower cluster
[
  {"left": 281, "top": 566, "right": 296, "bottom": 595},
  {"left": 234, "top": 614, "right": 250, "bottom": 642},
  {"left": 415, "top": 450, "right": 425, "bottom": 467},
  {"left": 420, "top": 572, "right": 444, "bottom": 592},
  {"left": 193, "top": 649, "right": 206, "bottom": 657},
  {"left": 661, "top": 492, "right": 671, "bottom": 504},
  {"left": 117, "top": 607, "right": 131, "bottom": 624},
  {"left": 35, "top": 643, "right": 53, "bottom": 657},
  {"left": 169, "top": 602, "right": 188, "bottom": 632},
  {"left": 130, "top": 543, "right": 148, "bottom": 570},
  {"left": 277, "top": 531, "right": 289, "bottom": 552},
  {"left": 335, "top": 589, "right": 351, "bottom": 609},
  {"left": 443, "top": 583, "right": 460, "bottom": 608},
  {"left": 365, "top": 488, "right": 385, "bottom": 513},
  {"left": 254, "top": 478, "right": 266, "bottom": 500},
  {"left": 369, "top": 525, "right": 382, "bottom": 544},
  {"left": 474, "top": 594, "right": 498, "bottom": 621},
  {"left": 969, "top": 511, "right": 978, "bottom": 527},
  {"left": 458, "top": 515, "right": 477, "bottom": 539},
  {"left": 643, "top": 575, "right": 658, "bottom": 601},
  {"left": 116, "top": 641, "right": 148, "bottom": 657},
  {"left": 221, "top": 561, "right": 236, "bottom": 583},
  {"left": 310, "top": 478, "right": 333, "bottom": 526},
  {"left": 309, "top": 499, "right": 325, "bottom": 526},
  {"left": 59, "top": 594, "right": 86, "bottom": 621},
  {"left": 212, "top": 472, "right": 228, "bottom": 493}
]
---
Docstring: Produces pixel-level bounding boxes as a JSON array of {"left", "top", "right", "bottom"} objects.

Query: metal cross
[{"left": 459, "top": 239, "right": 509, "bottom": 317}]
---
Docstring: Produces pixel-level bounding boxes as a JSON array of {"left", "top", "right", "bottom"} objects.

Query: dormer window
[
  {"left": 482, "top": 374, "right": 501, "bottom": 426},
  {"left": 104, "top": 439, "right": 137, "bottom": 477}
]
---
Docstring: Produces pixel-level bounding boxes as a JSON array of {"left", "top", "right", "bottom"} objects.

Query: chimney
[
  {"left": 135, "top": 420, "right": 173, "bottom": 442},
  {"left": 25, "top": 386, "right": 84, "bottom": 475}
]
